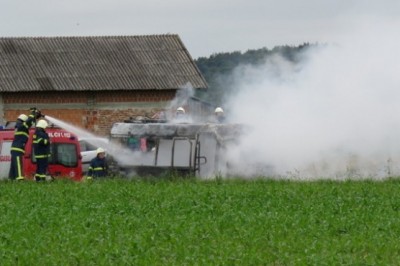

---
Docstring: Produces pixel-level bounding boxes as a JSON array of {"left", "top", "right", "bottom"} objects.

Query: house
[{"left": 0, "top": 35, "right": 208, "bottom": 135}]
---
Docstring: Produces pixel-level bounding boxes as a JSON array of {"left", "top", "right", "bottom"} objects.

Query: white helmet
[
  {"left": 36, "top": 119, "right": 48, "bottom": 129},
  {"left": 18, "top": 114, "right": 28, "bottom": 122},
  {"left": 215, "top": 107, "right": 224, "bottom": 113},
  {"left": 176, "top": 107, "right": 185, "bottom": 114},
  {"left": 96, "top": 147, "right": 106, "bottom": 154}
]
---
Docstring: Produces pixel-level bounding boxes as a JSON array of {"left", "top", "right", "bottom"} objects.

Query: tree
[{"left": 195, "top": 43, "right": 313, "bottom": 105}]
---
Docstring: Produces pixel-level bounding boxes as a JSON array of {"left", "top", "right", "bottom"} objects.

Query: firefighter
[
  {"left": 175, "top": 106, "right": 189, "bottom": 123},
  {"left": 214, "top": 107, "right": 225, "bottom": 123},
  {"left": 33, "top": 119, "right": 50, "bottom": 182},
  {"left": 86, "top": 148, "right": 108, "bottom": 180},
  {"left": 176, "top": 107, "right": 185, "bottom": 117},
  {"left": 9, "top": 108, "right": 42, "bottom": 180}
]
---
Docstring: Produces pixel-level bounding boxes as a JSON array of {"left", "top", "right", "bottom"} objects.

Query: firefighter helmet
[
  {"left": 176, "top": 107, "right": 185, "bottom": 114},
  {"left": 215, "top": 107, "right": 224, "bottom": 113},
  {"left": 96, "top": 147, "right": 106, "bottom": 154},
  {"left": 18, "top": 114, "right": 28, "bottom": 122},
  {"left": 36, "top": 119, "right": 48, "bottom": 129}
]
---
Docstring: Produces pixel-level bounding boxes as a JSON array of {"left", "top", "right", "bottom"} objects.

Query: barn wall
[{"left": 2, "top": 90, "right": 176, "bottom": 136}]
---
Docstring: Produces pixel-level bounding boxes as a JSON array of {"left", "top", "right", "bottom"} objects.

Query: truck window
[
  {"left": 79, "top": 140, "right": 98, "bottom": 152},
  {"left": 32, "top": 143, "right": 78, "bottom": 167},
  {"left": 0, "top": 141, "right": 12, "bottom": 156},
  {"left": 0, "top": 141, "right": 12, "bottom": 178},
  {"left": 54, "top": 143, "right": 78, "bottom": 167}
]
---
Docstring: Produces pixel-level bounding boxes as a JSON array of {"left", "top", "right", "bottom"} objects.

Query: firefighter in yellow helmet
[
  {"left": 33, "top": 119, "right": 50, "bottom": 182},
  {"left": 9, "top": 108, "right": 42, "bottom": 180},
  {"left": 86, "top": 148, "right": 108, "bottom": 180}
]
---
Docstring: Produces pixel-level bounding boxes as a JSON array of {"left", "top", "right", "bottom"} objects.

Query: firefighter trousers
[
  {"left": 35, "top": 157, "right": 49, "bottom": 181},
  {"left": 9, "top": 151, "right": 25, "bottom": 180}
]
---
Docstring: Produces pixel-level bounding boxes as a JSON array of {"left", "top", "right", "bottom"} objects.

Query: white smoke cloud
[{"left": 225, "top": 18, "right": 400, "bottom": 179}]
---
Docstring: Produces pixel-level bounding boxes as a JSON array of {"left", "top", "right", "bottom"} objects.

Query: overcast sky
[{"left": 1, "top": 0, "right": 399, "bottom": 58}]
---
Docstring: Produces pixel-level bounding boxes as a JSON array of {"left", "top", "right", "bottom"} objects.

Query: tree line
[{"left": 194, "top": 43, "right": 314, "bottom": 105}]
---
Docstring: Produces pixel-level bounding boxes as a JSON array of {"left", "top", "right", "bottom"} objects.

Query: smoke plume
[{"left": 225, "top": 19, "right": 400, "bottom": 179}]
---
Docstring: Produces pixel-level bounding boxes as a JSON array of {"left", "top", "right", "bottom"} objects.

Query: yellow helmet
[
  {"left": 36, "top": 119, "right": 48, "bottom": 129},
  {"left": 18, "top": 114, "right": 28, "bottom": 122}
]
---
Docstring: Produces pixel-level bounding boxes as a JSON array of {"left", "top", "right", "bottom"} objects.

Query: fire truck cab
[{"left": 0, "top": 126, "right": 83, "bottom": 180}]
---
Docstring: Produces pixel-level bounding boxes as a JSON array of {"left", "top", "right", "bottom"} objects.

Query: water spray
[{"left": 44, "top": 115, "right": 148, "bottom": 174}]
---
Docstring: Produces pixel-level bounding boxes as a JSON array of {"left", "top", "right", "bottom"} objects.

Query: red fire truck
[{"left": 0, "top": 126, "right": 83, "bottom": 181}]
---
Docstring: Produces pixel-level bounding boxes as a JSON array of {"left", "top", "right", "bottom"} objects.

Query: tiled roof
[{"left": 0, "top": 35, "right": 207, "bottom": 92}]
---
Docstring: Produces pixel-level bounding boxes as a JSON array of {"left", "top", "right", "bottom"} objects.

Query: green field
[{"left": 1, "top": 178, "right": 400, "bottom": 265}]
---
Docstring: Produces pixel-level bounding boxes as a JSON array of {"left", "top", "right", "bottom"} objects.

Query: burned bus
[{"left": 109, "top": 121, "right": 243, "bottom": 178}]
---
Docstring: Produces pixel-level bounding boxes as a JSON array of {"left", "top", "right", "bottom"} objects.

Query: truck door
[
  {"left": 156, "top": 138, "right": 196, "bottom": 168},
  {"left": 196, "top": 132, "right": 218, "bottom": 178}
]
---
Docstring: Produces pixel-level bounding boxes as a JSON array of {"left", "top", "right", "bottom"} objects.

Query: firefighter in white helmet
[
  {"left": 9, "top": 107, "right": 42, "bottom": 180},
  {"left": 176, "top": 106, "right": 185, "bottom": 115},
  {"left": 33, "top": 119, "right": 50, "bottom": 182},
  {"left": 86, "top": 147, "right": 108, "bottom": 180},
  {"left": 214, "top": 107, "right": 225, "bottom": 123},
  {"left": 174, "top": 106, "right": 189, "bottom": 123}
]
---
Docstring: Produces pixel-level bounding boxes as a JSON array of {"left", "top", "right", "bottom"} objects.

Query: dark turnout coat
[
  {"left": 11, "top": 113, "right": 35, "bottom": 155},
  {"left": 33, "top": 128, "right": 50, "bottom": 158},
  {"left": 87, "top": 156, "right": 108, "bottom": 178}
]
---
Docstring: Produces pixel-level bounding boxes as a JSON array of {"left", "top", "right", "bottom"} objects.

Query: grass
[{"left": 1, "top": 178, "right": 400, "bottom": 265}]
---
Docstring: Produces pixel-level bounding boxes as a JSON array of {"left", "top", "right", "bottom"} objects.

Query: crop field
[{"left": 1, "top": 178, "right": 400, "bottom": 265}]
